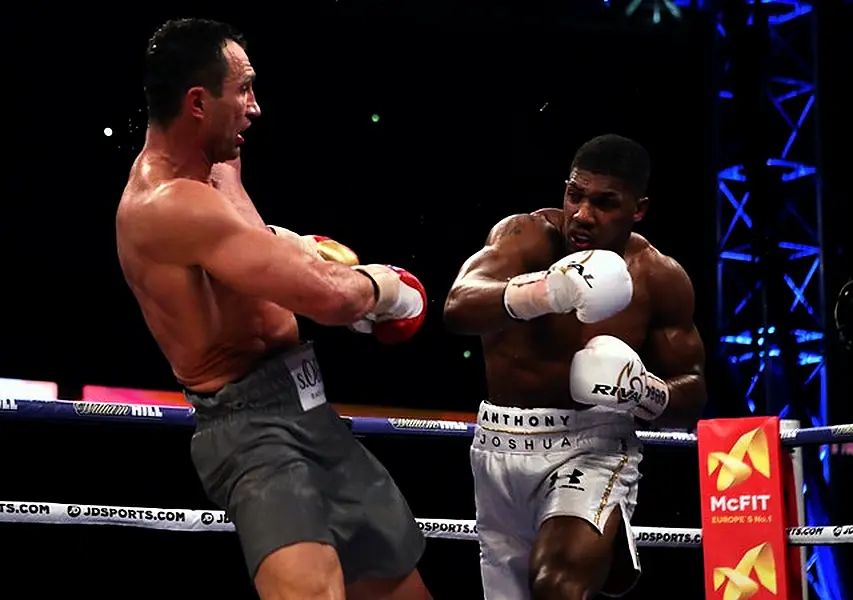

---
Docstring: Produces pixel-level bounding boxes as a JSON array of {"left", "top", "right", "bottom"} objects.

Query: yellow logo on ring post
[
  {"left": 707, "top": 427, "right": 770, "bottom": 491},
  {"left": 713, "top": 542, "right": 777, "bottom": 600}
]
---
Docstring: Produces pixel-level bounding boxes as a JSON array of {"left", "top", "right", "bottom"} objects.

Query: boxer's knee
[
  {"left": 254, "top": 541, "right": 345, "bottom": 600},
  {"left": 529, "top": 562, "right": 592, "bottom": 600},
  {"left": 528, "top": 513, "right": 622, "bottom": 600}
]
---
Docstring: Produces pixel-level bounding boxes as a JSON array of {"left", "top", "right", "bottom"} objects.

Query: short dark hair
[
  {"left": 144, "top": 18, "right": 247, "bottom": 127},
  {"left": 570, "top": 134, "right": 651, "bottom": 197}
]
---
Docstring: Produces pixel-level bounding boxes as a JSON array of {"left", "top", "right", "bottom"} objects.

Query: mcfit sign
[{"left": 697, "top": 417, "right": 794, "bottom": 600}]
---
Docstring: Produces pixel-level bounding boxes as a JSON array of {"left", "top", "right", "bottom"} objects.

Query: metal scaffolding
[
  {"left": 600, "top": 1, "right": 842, "bottom": 596},
  {"left": 714, "top": 1, "right": 842, "bottom": 598}
]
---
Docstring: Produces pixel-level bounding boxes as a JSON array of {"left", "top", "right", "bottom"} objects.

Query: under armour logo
[
  {"left": 547, "top": 468, "right": 585, "bottom": 495},
  {"left": 566, "top": 468, "right": 584, "bottom": 485}
]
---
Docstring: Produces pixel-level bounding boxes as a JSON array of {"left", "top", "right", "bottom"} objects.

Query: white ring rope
[{"left": 1, "top": 500, "right": 851, "bottom": 548}]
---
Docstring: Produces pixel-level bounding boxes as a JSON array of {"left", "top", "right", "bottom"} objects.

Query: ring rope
[
  {"left": 1, "top": 500, "right": 851, "bottom": 548},
  {"left": 2, "top": 398, "right": 853, "bottom": 447}
]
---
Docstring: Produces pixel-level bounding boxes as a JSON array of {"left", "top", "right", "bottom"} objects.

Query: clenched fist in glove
[
  {"left": 570, "top": 335, "right": 669, "bottom": 421},
  {"left": 268, "top": 225, "right": 360, "bottom": 266},
  {"left": 503, "top": 249, "right": 632, "bottom": 324},
  {"left": 350, "top": 265, "right": 427, "bottom": 345}
]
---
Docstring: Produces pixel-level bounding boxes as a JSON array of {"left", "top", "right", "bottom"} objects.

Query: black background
[{"left": 0, "top": 1, "right": 850, "bottom": 598}]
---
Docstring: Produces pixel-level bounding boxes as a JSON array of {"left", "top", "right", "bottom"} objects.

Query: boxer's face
[
  {"left": 563, "top": 169, "right": 648, "bottom": 253},
  {"left": 203, "top": 40, "right": 261, "bottom": 162}
]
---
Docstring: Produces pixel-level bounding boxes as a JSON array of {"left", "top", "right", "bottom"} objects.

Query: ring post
[
  {"left": 697, "top": 416, "right": 794, "bottom": 599},
  {"left": 781, "top": 419, "right": 808, "bottom": 600}
]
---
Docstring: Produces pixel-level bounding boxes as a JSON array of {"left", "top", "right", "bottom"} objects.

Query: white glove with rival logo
[
  {"left": 570, "top": 335, "right": 669, "bottom": 421},
  {"left": 503, "top": 250, "right": 633, "bottom": 323}
]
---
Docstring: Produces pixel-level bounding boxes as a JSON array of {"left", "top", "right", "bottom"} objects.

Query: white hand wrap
[
  {"left": 570, "top": 335, "right": 669, "bottom": 421},
  {"left": 503, "top": 249, "right": 633, "bottom": 323}
]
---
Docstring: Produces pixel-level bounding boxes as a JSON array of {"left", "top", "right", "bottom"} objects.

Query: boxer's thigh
[
  {"left": 470, "top": 447, "right": 536, "bottom": 600},
  {"left": 332, "top": 439, "right": 426, "bottom": 586},
  {"left": 530, "top": 442, "right": 642, "bottom": 597},
  {"left": 478, "top": 522, "right": 535, "bottom": 600},
  {"left": 190, "top": 410, "right": 338, "bottom": 583}
]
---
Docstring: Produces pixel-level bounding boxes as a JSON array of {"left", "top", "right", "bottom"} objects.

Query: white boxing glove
[
  {"left": 570, "top": 335, "right": 669, "bottom": 421},
  {"left": 503, "top": 249, "right": 633, "bottom": 323}
]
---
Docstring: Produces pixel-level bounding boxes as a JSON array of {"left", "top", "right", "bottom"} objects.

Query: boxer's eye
[{"left": 591, "top": 196, "right": 619, "bottom": 210}]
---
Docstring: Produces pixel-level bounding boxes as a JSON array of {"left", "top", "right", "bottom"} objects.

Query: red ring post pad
[{"left": 698, "top": 416, "right": 799, "bottom": 600}]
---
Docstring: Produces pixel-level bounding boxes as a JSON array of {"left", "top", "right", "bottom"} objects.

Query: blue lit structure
[
  {"left": 602, "top": 2, "right": 841, "bottom": 596},
  {"left": 713, "top": 1, "right": 842, "bottom": 598}
]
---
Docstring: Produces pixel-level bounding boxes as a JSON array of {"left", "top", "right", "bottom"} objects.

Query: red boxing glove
[
  {"left": 351, "top": 265, "right": 428, "bottom": 344},
  {"left": 373, "top": 267, "right": 427, "bottom": 344}
]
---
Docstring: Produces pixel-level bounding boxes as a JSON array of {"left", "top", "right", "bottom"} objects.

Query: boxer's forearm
[
  {"left": 290, "top": 262, "right": 378, "bottom": 326},
  {"left": 443, "top": 278, "right": 516, "bottom": 335},
  {"left": 656, "top": 374, "right": 707, "bottom": 429}
]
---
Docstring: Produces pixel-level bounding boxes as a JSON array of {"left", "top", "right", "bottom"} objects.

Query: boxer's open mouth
[
  {"left": 569, "top": 232, "right": 594, "bottom": 249},
  {"left": 236, "top": 124, "right": 250, "bottom": 145}
]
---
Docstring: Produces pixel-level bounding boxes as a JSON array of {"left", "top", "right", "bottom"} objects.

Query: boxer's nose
[{"left": 571, "top": 201, "right": 595, "bottom": 227}]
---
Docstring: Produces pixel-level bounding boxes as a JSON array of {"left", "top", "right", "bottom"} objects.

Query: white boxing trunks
[{"left": 470, "top": 401, "right": 644, "bottom": 600}]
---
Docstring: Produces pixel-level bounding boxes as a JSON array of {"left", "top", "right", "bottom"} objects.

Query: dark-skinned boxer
[{"left": 444, "top": 134, "right": 707, "bottom": 600}]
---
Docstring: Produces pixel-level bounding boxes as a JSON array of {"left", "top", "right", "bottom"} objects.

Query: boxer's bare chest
[
  {"left": 528, "top": 262, "right": 651, "bottom": 358},
  {"left": 500, "top": 247, "right": 654, "bottom": 363},
  {"left": 482, "top": 251, "right": 655, "bottom": 408}
]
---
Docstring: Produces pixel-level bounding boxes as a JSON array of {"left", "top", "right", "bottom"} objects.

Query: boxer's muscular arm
[
  {"left": 443, "top": 213, "right": 555, "bottom": 335},
  {"left": 129, "top": 180, "right": 376, "bottom": 326},
  {"left": 643, "top": 256, "right": 708, "bottom": 429}
]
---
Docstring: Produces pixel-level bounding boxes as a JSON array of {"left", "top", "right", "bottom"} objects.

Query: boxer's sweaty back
[
  {"left": 116, "top": 152, "right": 299, "bottom": 392},
  {"left": 482, "top": 212, "right": 655, "bottom": 410}
]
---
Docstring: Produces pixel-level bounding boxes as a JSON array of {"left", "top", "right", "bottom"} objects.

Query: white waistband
[
  {"left": 476, "top": 401, "right": 632, "bottom": 435},
  {"left": 474, "top": 402, "right": 637, "bottom": 454},
  {"left": 472, "top": 428, "right": 635, "bottom": 454}
]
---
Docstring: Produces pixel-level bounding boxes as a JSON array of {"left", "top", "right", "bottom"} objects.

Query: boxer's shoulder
[
  {"left": 629, "top": 234, "right": 694, "bottom": 310},
  {"left": 488, "top": 209, "right": 561, "bottom": 242},
  {"left": 119, "top": 178, "right": 234, "bottom": 257},
  {"left": 129, "top": 178, "right": 223, "bottom": 222},
  {"left": 530, "top": 207, "right": 563, "bottom": 230},
  {"left": 485, "top": 210, "right": 563, "bottom": 262}
]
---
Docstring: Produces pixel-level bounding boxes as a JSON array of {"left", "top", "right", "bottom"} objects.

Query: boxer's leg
[
  {"left": 530, "top": 509, "right": 627, "bottom": 600},
  {"left": 330, "top": 440, "right": 430, "bottom": 599},
  {"left": 528, "top": 439, "right": 642, "bottom": 600},
  {"left": 190, "top": 405, "right": 344, "bottom": 600},
  {"left": 471, "top": 446, "right": 536, "bottom": 600},
  {"left": 345, "top": 569, "right": 431, "bottom": 600},
  {"left": 255, "top": 542, "right": 345, "bottom": 600}
]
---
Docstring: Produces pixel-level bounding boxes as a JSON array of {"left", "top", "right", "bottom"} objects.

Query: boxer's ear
[
  {"left": 185, "top": 86, "right": 208, "bottom": 120},
  {"left": 633, "top": 196, "right": 650, "bottom": 222}
]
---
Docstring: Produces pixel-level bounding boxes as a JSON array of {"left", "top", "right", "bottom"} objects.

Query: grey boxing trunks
[{"left": 185, "top": 342, "right": 425, "bottom": 582}]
